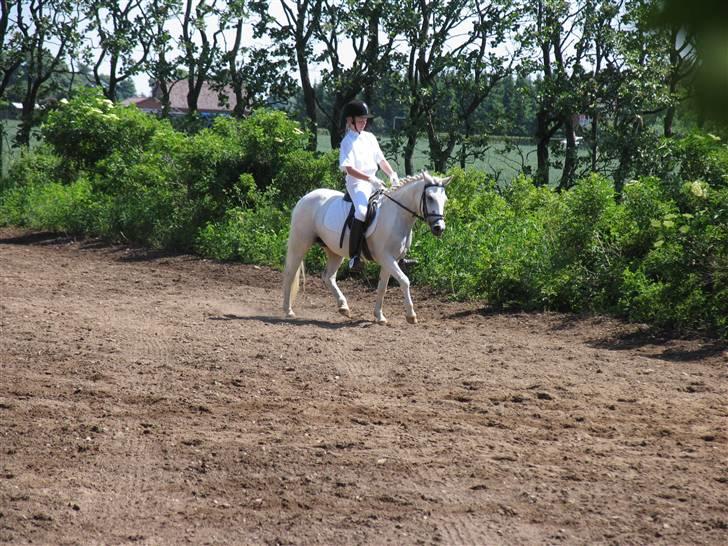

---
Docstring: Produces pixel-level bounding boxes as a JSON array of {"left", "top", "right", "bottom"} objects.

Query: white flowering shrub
[{"left": 42, "top": 88, "right": 159, "bottom": 173}]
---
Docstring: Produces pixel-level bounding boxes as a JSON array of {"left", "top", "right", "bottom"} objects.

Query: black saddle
[{"left": 339, "top": 189, "right": 384, "bottom": 260}]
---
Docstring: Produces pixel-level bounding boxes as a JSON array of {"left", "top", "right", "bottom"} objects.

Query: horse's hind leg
[{"left": 321, "top": 247, "right": 349, "bottom": 317}]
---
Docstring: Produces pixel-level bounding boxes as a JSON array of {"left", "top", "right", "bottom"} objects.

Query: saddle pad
[{"left": 322, "top": 196, "right": 378, "bottom": 243}]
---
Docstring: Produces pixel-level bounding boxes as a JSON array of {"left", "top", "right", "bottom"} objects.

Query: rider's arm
[
  {"left": 378, "top": 159, "right": 395, "bottom": 178},
  {"left": 344, "top": 166, "right": 380, "bottom": 185}
]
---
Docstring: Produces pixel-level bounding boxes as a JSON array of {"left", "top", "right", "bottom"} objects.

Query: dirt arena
[{"left": 1, "top": 227, "right": 726, "bottom": 545}]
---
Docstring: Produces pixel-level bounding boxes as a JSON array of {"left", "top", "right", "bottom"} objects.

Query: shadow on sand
[{"left": 209, "top": 313, "right": 370, "bottom": 330}]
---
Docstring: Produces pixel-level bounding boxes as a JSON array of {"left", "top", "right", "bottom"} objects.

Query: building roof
[
  {"left": 153, "top": 80, "right": 238, "bottom": 114},
  {"left": 122, "top": 96, "right": 162, "bottom": 111}
]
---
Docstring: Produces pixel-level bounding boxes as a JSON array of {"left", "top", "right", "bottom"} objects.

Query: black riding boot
[{"left": 348, "top": 218, "right": 366, "bottom": 272}]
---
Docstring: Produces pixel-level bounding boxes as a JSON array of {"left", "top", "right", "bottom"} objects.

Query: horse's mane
[{"left": 386, "top": 172, "right": 428, "bottom": 193}]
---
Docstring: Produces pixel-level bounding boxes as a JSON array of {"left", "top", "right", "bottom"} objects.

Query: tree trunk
[
  {"left": 427, "top": 128, "right": 456, "bottom": 174},
  {"left": 17, "top": 101, "right": 36, "bottom": 147},
  {"left": 0, "top": 120, "right": 5, "bottom": 178},
  {"left": 613, "top": 145, "right": 631, "bottom": 197},
  {"left": 296, "top": 47, "right": 317, "bottom": 151},
  {"left": 535, "top": 111, "right": 550, "bottom": 186},
  {"left": 17, "top": 76, "right": 43, "bottom": 147},
  {"left": 559, "top": 114, "right": 578, "bottom": 190},
  {"left": 590, "top": 111, "right": 598, "bottom": 172},
  {"left": 663, "top": 106, "right": 675, "bottom": 138},
  {"left": 404, "top": 131, "right": 417, "bottom": 176},
  {"left": 329, "top": 90, "right": 357, "bottom": 150}
]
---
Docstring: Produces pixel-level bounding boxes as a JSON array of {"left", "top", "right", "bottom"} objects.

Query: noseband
[{"left": 384, "top": 183, "right": 444, "bottom": 227}]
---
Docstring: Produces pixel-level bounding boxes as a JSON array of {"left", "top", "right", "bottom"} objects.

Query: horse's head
[{"left": 421, "top": 172, "right": 452, "bottom": 237}]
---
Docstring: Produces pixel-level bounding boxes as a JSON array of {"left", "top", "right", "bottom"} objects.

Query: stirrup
[{"left": 349, "top": 255, "right": 364, "bottom": 272}]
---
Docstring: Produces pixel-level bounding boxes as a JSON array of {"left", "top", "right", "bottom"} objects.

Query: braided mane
[{"left": 386, "top": 171, "right": 428, "bottom": 193}]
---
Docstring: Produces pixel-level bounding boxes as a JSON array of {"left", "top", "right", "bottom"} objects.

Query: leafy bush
[
  {"left": 617, "top": 177, "right": 728, "bottom": 333},
  {"left": 545, "top": 174, "right": 622, "bottom": 310},
  {"left": 272, "top": 149, "right": 340, "bottom": 206},
  {"left": 194, "top": 185, "right": 289, "bottom": 266},
  {"left": 176, "top": 126, "right": 247, "bottom": 218},
  {"left": 1, "top": 145, "right": 63, "bottom": 191},
  {"left": 42, "top": 88, "right": 161, "bottom": 176},
  {"left": 676, "top": 132, "right": 728, "bottom": 189},
  {"left": 210, "top": 111, "right": 309, "bottom": 190},
  {"left": 0, "top": 177, "right": 108, "bottom": 234},
  {"left": 411, "top": 170, "right": 555, "bottom": 306}
]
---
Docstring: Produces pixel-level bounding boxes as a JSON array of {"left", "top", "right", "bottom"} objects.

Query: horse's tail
[
  {"left": 289, "top": 261, "right": 305, "bottom": 307},
  {"left": 283, "top": 229, "right": 307, "bottom": 317}
]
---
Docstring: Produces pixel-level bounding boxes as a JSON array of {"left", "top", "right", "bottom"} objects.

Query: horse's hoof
[
  {"left": 375, "top": 317, "right": 387, "bottom": 325},
  {"left": 285, "top": 311, "right": 296, "bottom": 319},
  {"left": 406, "top": 315, "right": 418, "bottom": 324},
  {"left": 339, "top": 307, "right": 351, "bottom": 318}
]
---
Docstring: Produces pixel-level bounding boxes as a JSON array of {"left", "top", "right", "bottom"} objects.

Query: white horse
[{"left": 282, "top": 171, "right": 451, "bottom": 324}]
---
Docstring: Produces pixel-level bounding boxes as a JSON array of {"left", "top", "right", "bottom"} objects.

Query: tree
[
  {"left": 593, "top": 0, "right": 690, "bottom": 193},
  {"left": 81, "top": 0, "right": 161, "bottom": 101},
  {"left": 178, "top": 0, "right": 225, "bottom": 114},
  {"left": 146, "top": 0, "right": 182, "bottom": 117},
  {"left": 0, "top": 0, "right": 24, "bottom": 100},
  {"left": 423, "top": 0, "right": 523, "bottom": 172},
  {"left": 654, "top": 0, "right": 728, "bottom": 127},
  {"left": 253, "top": 0, "right": 324, "bottom": 150},
  {"left": 214, "top": 1, "right": 296, "bottom": 117},
  {"left": 315, "top": 0, "right": 397, "bottom": 149},
  {"left": 14, "top": 0, "right": 81, "bottom": 146},
  {"left": 386, "top": 0, "right": 475, "bottom": 174}
]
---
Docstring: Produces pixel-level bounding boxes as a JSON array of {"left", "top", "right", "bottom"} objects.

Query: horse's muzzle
[{"left": 430, "top": 222, "right": 445, "bottom": 237}]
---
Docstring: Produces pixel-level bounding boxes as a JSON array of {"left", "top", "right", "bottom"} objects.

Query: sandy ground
[{"left": 1, "top": 227, "right": 726, "bottom": 546}]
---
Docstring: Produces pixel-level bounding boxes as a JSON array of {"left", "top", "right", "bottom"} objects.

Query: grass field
[{"left": 317, "top": 131, "right": 566, "bottom": 183}]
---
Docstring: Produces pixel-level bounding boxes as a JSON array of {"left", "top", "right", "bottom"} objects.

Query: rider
[{"left": 339, "top": 100, "right": 399, "bottom": 272}]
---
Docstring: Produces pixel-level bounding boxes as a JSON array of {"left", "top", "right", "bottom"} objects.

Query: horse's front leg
[
  {"left": 379, "top": 257, "right": 417, "bottom": 324},
  {"left": 374, "top": 269, "right": 391, "bottom": 324},
  {"left": 322, "top": 247, "right": 349, "bottom": 317}
]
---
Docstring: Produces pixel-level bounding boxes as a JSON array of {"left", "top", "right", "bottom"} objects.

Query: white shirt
[{"left": 339, "top": 129, "right": 384, "bottom": 185}]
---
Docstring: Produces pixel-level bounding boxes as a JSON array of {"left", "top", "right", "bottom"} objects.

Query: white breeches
[{"left": 346, "top": 178, "right": 373, "bottom": 221}]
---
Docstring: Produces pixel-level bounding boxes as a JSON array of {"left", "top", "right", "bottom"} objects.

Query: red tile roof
[
  {"left": 122, "top": 96, "right": 162, "bottom": 111},
  {"left": 153, "top": 80, "right": 238, "bottom": 114}
]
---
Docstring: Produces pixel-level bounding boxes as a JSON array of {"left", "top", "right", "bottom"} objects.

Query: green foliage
[
  {"left": 210, "top": 111, "right": 309, "bottom": 189},
  {"left": 0, "top": 176, "right": 107, "bottom": 234},
  {"left": 194, "top": 186, "right": 289, "bottom": 267},
  {"left": 272, "top": 149, "right": 340, "bottom": 206},
  {"left": 178, "top": 125, "right": 248, "bottom": 216},
  {"left": 675, "top": 132, "right": 728, "bottom": 189},
  {"left": 2, "top": 144, "right": 63, "bottom": 191},
  {"left": 42, "top": 88, "right": 160, "bottom": 176},
  {"left": 409, "top": 167, "right": 726, "bottom": 335}
]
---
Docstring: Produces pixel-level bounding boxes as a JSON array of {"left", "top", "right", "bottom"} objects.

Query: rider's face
[{"left": 351, "top": 116, "right": 368, "bottom": 132}]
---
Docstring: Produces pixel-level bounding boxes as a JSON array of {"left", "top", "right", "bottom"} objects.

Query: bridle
[{"left": 384, "top": 183, "right": 445, "bottom": 227}]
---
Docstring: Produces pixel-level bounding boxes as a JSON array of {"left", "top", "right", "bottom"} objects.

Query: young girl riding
[{"left": 339, "top": 100, "right": 399, "bottom": 271}]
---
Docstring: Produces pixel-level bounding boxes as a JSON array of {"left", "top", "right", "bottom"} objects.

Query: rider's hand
[
  {"left": 368, "top": 176, "right": 385, "bottom": 190},
  {"left": 389, "top": 172, "right": 400, "bottom": 187}
]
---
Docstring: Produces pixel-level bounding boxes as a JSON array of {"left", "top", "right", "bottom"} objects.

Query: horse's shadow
[{"left": 210, "top": 314, "right": 370, "bottom": 330}]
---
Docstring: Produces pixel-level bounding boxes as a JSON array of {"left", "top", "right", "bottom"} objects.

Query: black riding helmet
[{"left": 341, "top": 100, "right": 374, "bottom": 122}]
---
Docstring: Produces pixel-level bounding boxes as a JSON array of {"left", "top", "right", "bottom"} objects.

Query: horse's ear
[{"left": 441, "top": 176, "right": 453, "bottom": 186}]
